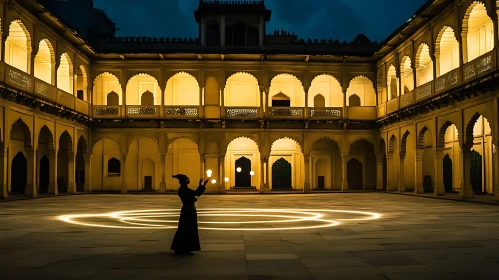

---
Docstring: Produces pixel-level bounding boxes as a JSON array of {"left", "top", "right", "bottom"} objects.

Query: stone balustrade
[{"left": 164, "top": 106, "right": 199, "bottom": 118}]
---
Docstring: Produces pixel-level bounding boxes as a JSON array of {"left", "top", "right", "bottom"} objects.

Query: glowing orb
[
  {"left": 250, "top": 171, "right": 255, "bottom": 176},
  {"left": 58, "top": 209, "right": 381, "bottom": 231},
  {"left": 224, "top": 177, "right": 229, "bottom": 182},
  {"left": 236, "top": 167, "right": 242, "bottom": 173},
  {"left": 211, "top": 179, "right": 216, "bottom": 184},
  {"left": 206, "top": 170, "right": 212, "bottom": 178}
]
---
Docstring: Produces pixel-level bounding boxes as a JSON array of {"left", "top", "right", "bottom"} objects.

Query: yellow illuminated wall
[
  {"left": 437, "top": 27, "right": 459, "bottom": 76},
  {"left": 443, "top": 124, "right": 461, "bottom": 191},
  {"left": 93, "top": 73, "right": 123, "bottom": 105},
  {"left": 225, "top": 137, "right": 261, "bottom": 190},
  {"left": 57, "top": 53, "right": 73, "bottom": 94},
  {"left": 5, "top": 21, "right": 30, "bottom": 73},
  {"left": 126, "top": 74, "right": 161, "bottom": 105},
  {"left": 472, "top": 116, "right": 493, "bottom": 194},
  {"left": 466, "top": 3, "right": 494, "bottom": 62},
  {"left": 346, "top": 76, "right": 376, "bottom": 106},
  {"left": 269, "top": 74, "right": 305, "bottom": 107},
  {"left": 125, "top": 137, "right": 160, "bottom": 191},
  {"left": 165, "top": 72, "right": 200, "bottom": 106},
  {"left": 270, "top": 138, "right": 304, "bottom": 190},
  {"left": 166, "top": 138, "right": 201, "bottom": 191},
  {"left": 311, "top": 139, "right": 341, "bottom": 190},
  {"left": 90, "top": 139, "right": 122, "bottom": 191},
  {"left": 224, "top": 73, "right": 260, "bottom": 107},
  {"left": 308, "top": 75, "right": 343, "bottom": 107},
  {"left": 34, "top": 39, "right": 53, "bottom": 84}
]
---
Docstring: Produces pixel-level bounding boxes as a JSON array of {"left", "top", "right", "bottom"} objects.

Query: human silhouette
[{"left": 171, "top": 174, "right": 208, "bottom": 255}]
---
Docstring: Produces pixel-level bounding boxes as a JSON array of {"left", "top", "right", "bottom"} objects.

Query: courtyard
[{"left": 1, "top": 193, "right": 499, "bottom": 280}]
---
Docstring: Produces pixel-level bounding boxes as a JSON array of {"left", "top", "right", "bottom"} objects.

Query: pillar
[
  {"left": 0, "top": 149, "right": 7, "bottom": 198},
  {"left": 386, "top": 154, "right": 395, "bottom": 191},
  {"left": 199, "top": 87, "right": 204, "bottom": 118},
  {"left": 219, "top": 155, "right": 225, "bottom": 194},
  {"left": 259, "top": 87, "right": 265, "bottom": 119},
  {"left": 25, "top": 150, "right": 37, "bottom": 198},
  {"left": 220, "top": 86, "right": 225, "bottom": 118},
  {"left": 341, "top": 155, "right": 348, "bottom": 191},
  {"left": 67, "top": 154, "right": 76, "bottom": 194},
  {"left": 434, "top": 150, "right": 445, "bottom": 196},
  {"left": 376, "top": 154, "right": 385, "bottom": 191},
  {"left": 260, "top": 156, "right": 269, "bottom": 193},
  {"left": 493, "top": 142, "right": 499, "bottom": 200},
  {"left": 48, "top": 150, "right": 58, "bottom": 195},
  {"left": 460, "top": 145, "right": 474, "bottom": 199},
  {"left": 200, "top": 154, "right": 205, "bottom": 179},
  {"left": 399, "top": 156, "right": 406, "bottom": 192},
  {"left": 121, "top": 153, "right": 127, "bottom": 193},
  {"left": 160, "top": 153, "right": 166, "bottom": 193},
  {"left": 121, "top": 85, "right": 127, "bottom": 118},
  {"left": 84, "top": 155, "right": 91, "bottom": 192},
  {"left": 415, "top": 150, "right": 424, "bottom": 194},
  {"left": 304, "top": 87, "right": 309, "bottom": 119},
  {"left": 304, "top": 154, "right": 311, "bottom": 193}
]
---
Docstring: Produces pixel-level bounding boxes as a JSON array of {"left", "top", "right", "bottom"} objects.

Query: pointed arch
[
  {"left": 76, "top": 65, "right": 88, "bottom": 101},
  {"left": 436, "top": 26, "right": 459, "bottom": 76},
  {"left": 462, "top": 1, "right": 494, "bottom": 63},
  {"left": 126, "top": 73, "right": 161, "bottom": 105},
  {"left": 308, "top": 74, "right": 343, "bottom": 107},
  {"left": 165, "top": 72, "right": 201, "bottom": 106},
  {"left": 400, "top": 56, "right": 414, "bottom": 93},
  {"left": 34, "top": 39, "right": 55, "bottom": 84},
  {"left": 224, "top": 72, "right": 260, "bottom": 107},
  {"left": 347, "top": 76, "right": 376, "bottom": 106},
  {"left": 5, "top": 20, "right": 32, "bottom": 73},
  {"left": 93, "top": 72, "right": 123, "bottom": 105},
  {"left": 416, "top": 43, "right": 434, "bottom": 86},
  {"left": 269, "top": 73, "right": 305, "bottom": 107},
  {"left": 57, "top": 53, "right": 74, "bottom": 94},
  {"left": 387, "top": 64, "right": 398, "bottom": 100}
]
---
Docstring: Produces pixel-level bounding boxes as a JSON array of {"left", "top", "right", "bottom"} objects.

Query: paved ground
[{"left": 1, "top": 193, "right": 499, "bottom": 280}]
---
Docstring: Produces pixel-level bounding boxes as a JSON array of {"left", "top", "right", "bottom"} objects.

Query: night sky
[{"left": 93, "top": 0, "right": 428, "bottom": 42}]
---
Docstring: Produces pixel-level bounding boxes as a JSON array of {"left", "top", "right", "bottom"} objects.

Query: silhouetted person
[{"left": 171, "top": 174, "right": 208, "bottom": 255}]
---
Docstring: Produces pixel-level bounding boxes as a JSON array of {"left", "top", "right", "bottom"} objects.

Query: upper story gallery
[{"left": 0, "top": 0, "right": 498, "bottom": 200}]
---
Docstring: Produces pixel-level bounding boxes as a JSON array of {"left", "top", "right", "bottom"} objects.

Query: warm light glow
[
  {"left": 250, "top": 171, "right": 255, "bottom": 176},
  {"left": 224, "top": 177, "right": 229, "bottom": 182},
  {"left": 206, "top": 169, "right": 212, "bottom": 178},
  {"left": 236, "top": 167, "right": 242, "bottom": 173},
  {"left": 211, "top": 179, "right": 216, "bottom": 184},
  {"left": 57, "top": 209, "right": 382, "bottom": 231}
]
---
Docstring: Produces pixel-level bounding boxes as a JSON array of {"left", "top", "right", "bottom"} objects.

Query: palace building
[{"left": 0, "top": 0, "right": 498, "bottom": 199}]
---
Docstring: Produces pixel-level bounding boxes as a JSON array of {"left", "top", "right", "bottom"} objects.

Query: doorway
[
  {"left": 347, "top": 158, "right": 363, "bottom": 190},
  {"left": 443, "top": 154, "right": 453, "bottom": 192},
  {"left": 144, "top": 176, "right": 153, "bottom": 191},
  {"left": 11, "top": 152, "right": 27, "bottom": 194},
  {"left": 235, "top": 157, "right": 251, "bottom": 187},
  {"left": 39, "top": 156, "right": 49, "bottom": 193},
  {"left": 470, "top": 150, "right": 483, "bottom": 193},
  {"left": 272, "top": 158, "right": 292, "bottom": 189},
  {"left": 317, "top": 176, "right": 325, "bottom": 189}
]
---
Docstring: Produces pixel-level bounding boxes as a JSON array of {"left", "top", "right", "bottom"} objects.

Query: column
[
  {"left": 67, "top": 154, "right": 76, "bottom": 194},
  {"left": 220, "top": 86, "right": 225, "bottom": 118},
  {"left": 0, "top": 149, "right": 7, "bottom": 198},
  {"left": 199, "top": 87, "right": 204, "bottom": 118},
  {"left": 48, "top": 151, "right": 58, "bottom": 195},
  {"left": 434, "top": 150, "right": 445, "bottom": 195},
  {"left": 304, "top": 87, "right": 309, "bottom": 119},
  {"left": 376, "top": 155, "right": 385, "bottom": 191},
  {"left": 160, "top": 153, "right": 166, "bottom": 193},
  {"left": 84, "top": 155, "right": 91, "bottom": 192},
  {"left": 219, "top": 155, "right": 225, "bottom": 194},
  {"left": 259, "top": 87, "right": 264, "bottom": 119},
  {"left": 341, "top": 155, "right": 348, "bottom": 191},
  {"left": 460, "top": 146, "right": 474, "bottom": 199},
  {"left": 386, "top": 154, "right": 394, "bottom": 191},
  {"left": 398, "top": 156, "right": 406, "bottom": 192},
  {"left": 264, "top": 87, "right": 269, "bottom": 118},
  {"left": 25, "top": 150, "right": 37, "bottom": 198},
  {"left": 200, "top": 154, "right": 205, "bottom": 179},
  {"left": 121, "top": 154, "right": 127, "bottom": 193},
  {"left": 260, "top": 156, "right": 269, "bottom": 193},
  {"left": 122, "top": 85, "right": 127, "bottom": 119},
  {"left": 303, "top": 154, "right": 311, "bottom": 193},
  {"left": 414, "top": 150, "right": 424, "bottom": 194}
]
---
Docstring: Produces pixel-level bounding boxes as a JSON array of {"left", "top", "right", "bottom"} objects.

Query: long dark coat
[{"left": 171, "top": 184, "right": 206, "bottom": 252}]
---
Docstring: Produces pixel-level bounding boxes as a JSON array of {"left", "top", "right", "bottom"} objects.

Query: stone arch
[
  {"left": 400, "top": 130, "right": 411, "bottom": 158},
  {"left": 417, "top": 126, "right": 432, "bottom": 149},
  {"left": 416, "top": 43, "right": 434, "bottom": 86},
  {"left": 225, "top": 137, "right": 261, "bottom": 190},
  {"left": 5, "top": 19, "right": 32, "bottom": 73},
  {"left": 388, "top": 134, "right": 397, "bottom": 155},
  {"left": 387, "top": 64, "right": 398, "bottom": 100},
  {"left": 308, "top": 74, "right": 343, "bottom": 107},
  {"left": 167, "top": 136, "right": 198, "bottom": 149},
  {"left": 462, "top": 1, "right": 494, "bottom": 63},
  {"left": 348, "top": 137, "right": 376, "bottom": 154},
  {"left": 107, "top": 91, "right": 119, "bottom": 106},
  {"left": 435, "top": 26, "right": 459, "bottom": 76},
  {"left": 76, "top": 65, "right": 88, "bottom": 101},
  {"left": 348, "top": 139, "right": 377, "bottom": 190},
  {"left": 75, "top": 135, "right": 88, "bottom": 192},
  {"left": 91, "top": 136, "right": 122, "bottom": 153},
  {"left": 57, "top": 130, "right": 74, "bottom": 194},
  {"left": 126, "top": 73, "right": 161, "bottom": 105},
  {"left": 224, "top": 72, "right": 260, "bottom": 107},
  {"left": 57, "top": 53, "right": 74, "bottom": 94},
  {"left": 269, "top": 73, "right": 305, "bottom": 107},
  {"left": 226, "top": 136, "right": 260, "bottom": 151},
  {"left": 465, "top": 112, "right": 486, "bottom": 145},
  {"left": 165, "top": 72, "right": 201, "bottom": 106},
  {"left": 38, "top": 125, "right": 55, "bottom": 152},
  {"left": 34, "top": 39, "right": 56, "bottom": 84},
  {"left": 10, "top": 119, "right": 32, "bottom": 150},
  {"left": 271, "top": 136, "right": 303, "bottom": 152},
  {"left": 437, "top": 121, "right": 458, "bottom": 149},
  {"left": 127, "top": 135, "right": 159, "bottom": 153},
  {"left": 400, "top": 56, "right": 414, "bottom": 93},
  {"left": 347, "top": 76, "right": 376, "bottom": 106},
  {"left": 378, "top": 138, "right": 387, "bottom": 156}
]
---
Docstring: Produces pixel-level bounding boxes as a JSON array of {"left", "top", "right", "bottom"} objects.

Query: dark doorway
[
  {"left": 39, "top": 156, "right": 49, "bottom": 193},
  {"left": 443, "top": 154, "right": 453, "bottom": 192},
  {"left": 77, "top": 90, "right": 84, "bottom": 100},
  {"left": 11, "top": 152, "right": 27, "bottom": 194},
  {"left": 107, "top": 91, "right": 119, "bottom": 106},
  {"left": 206, "top": 21, "right": 220, "bottom": 46},
  {"left": 226, "top": 22, "right": 246, "bottom": 46},
  {"left": 141, "top": 91, "right": 154, "bottom": 105},
  {"left": 382, "top": 157, "right": 387, "bottom": 190},
  {"left": 272, "top": 158, "right": 292, "bottom": 189},
  {"left": 272, "top": 100, "right": 291, "bottom": 107},
  {"left": 314, "top": 94, "right": 325, "bottom": 108},
  {"left": 349, "top": 94, "right": 361, "bottom": 106},
  {"left": 470, "top": 150, "right": 483, "bottom": 193},
  {"left": 235, "top": 157, "right": 252, "bottom": 187},
  {"left": 347, "top": 158, "right": 363, "bottom": 190},
  {"left": 318, "top": 176, "right": 325, "bottom": 189},
  {"left": 75, "top": 154, "right": 85, "bottom": 192},
  {"left": 144, "top": 176, "right": 153, "bottom": 191}
]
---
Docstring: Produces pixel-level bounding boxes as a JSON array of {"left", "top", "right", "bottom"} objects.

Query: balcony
[
  {"left": 267, "top": 107, "right": 304, "bottom": 119},
  {"left": 415, "top": 81, "right": 433, "bottom": 102},
  {"left": 400, "top": 91, "right": 414, "bottom": 108},
  {"left": 93, "top": 105, "right": 122, "bottom": 119},
  {"left": 57, "top": 90, "right": 75, "bottom": 110},
  {"left": 225, "top": 107, "right": 260, "bottom": 119},
  {"left": 126, "top": 105, "right": 160, "bottom": 118},
  {"left": 164, "top": 106, "right": 199, "bottom": 119},
  {"left": 309, "top": 107, "right": 343, "bottom": 120},
  {"left": 4, "top": 64, "right": 33, "bottom": 93},
  {"left": 386, "top": 98, "right": 399, "bottom": 114},
  {"left": 435, "top": 68, "right": 460, "bottom": 94},
  {"left": 378, "top": 103, "right": 386, "bottom": 118},
  {"left": 34, "top": 78, "right": 56, "bottom": 102},
  {"left": 463, "top": 50, "right": 495, "bottom": 83},
  {"left": 348, "top": 107, "right": 377, "bottom": 120}
]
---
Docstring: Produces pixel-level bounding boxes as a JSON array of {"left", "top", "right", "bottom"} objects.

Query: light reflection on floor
[{"left": 58, "top": 209, "right": 382, "bottom": 231}]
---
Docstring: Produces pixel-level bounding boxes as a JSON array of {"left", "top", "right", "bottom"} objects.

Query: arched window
[
  {"left": 206, "top": 21, "right": 220, "bottom": 46},
  {"left": 57, "top": 53, "right": 73, "bottom": 94},
  {"left": 346, "top": 76, "right": 376, "bottom": 106},
  {"left": 400, "top": 56, "right": 414, "bottom": 92},
  {"left": 107, "top": 158, "right": 121, "bottom": 175},
  {"left": 107, "top": 91, "right": 119, "bottom": 106},
  {"left": 272, "top": 92, "right": 291, "bottom": 107},
  {"left": 313, "top": 94, "right": 325, "bottom": 108},
  {"left": 387, "top": 65, "right": 398, "bottom": 100},
  {"left": 436, "top": 26, "right": 459, "bottom": 76},
  {"left": 5, "top": 20, "right": 31, "bottom": 73},
  {"left": 464, "top": 2, "right": 494, "bottom": 62},
  {"left": 76, "top": 65, "right": 88, "bottom": 101},
  {"left": 416, "top": 43, "right": 434, "bottom": 86},
  {"left": 126, "top": 74, "right": 161, "bottom": 105},
  {"left": 141, "top": 91, "right": 154, "bottom": 105},
  {"left": 165, "top": 72, "right": 201, "bottom": 106},
  {"left": 93, "top": 73, "right": 122, "bottom": 105},
  {"left": 349, "top": 94, "right": 361, "bottom": 106},
  {"left": 34, "top": 39, "right": 54, "bottom": 84},
  {"left": 224, "top": 73, "right": 259, "bottom": 107},
  {"left": 309, "top": 74, "right": 343, "bottom": 107}
]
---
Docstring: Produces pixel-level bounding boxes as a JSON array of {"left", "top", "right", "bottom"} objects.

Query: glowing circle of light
[
  {"left": 250, "top": 171, "right": 255, "bottom": 176},
  {"left": 211, "top": 179, "right": 216, "bottom": 184},
  {"left": 236, "top": 167, "right": 242, "bottom": 173},
  {"left": 206, "top": 170, "right": 212, "bottom": 178},
  {"left": 57, "top": 209, "right": 382, "bottom": 231},
  {"left": 224, "top": 177, "right": 229, "bottom": 182}
]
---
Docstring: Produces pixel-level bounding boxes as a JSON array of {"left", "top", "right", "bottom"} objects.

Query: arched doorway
[
  {"left": 347, "top": 158, "right": 363, "bottom": 190},
  {"left": 470, "top": 150, "right": 483, "bottom": 193},
  {"left": 39, "top": 156, "right": 50, "bottom": 193},
  {"left": 235, "top": 157, "right": 252, "bottom": 187},
  {"left": 58, "top": 131, "right": 73, "bottom": 194},
  {"left": 272, "top": 158, "right": 292, "bottom": 189},
  {"left": 76, "top": 136, "right": 87, "bottom": 193},
  {"left": 11, "top": 152, "right": 27, "bottom": 194},
  {"left": 443, "top": 154, "right": 453, "bottom": 192}
]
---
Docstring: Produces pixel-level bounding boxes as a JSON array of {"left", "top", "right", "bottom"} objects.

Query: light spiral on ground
[{"left": 58, "top": 209, "right": 381, "bottom": 231}]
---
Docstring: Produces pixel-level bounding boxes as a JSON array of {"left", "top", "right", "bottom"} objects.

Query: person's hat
[{"left": 172, "top": 174, "right": 188, "bottom": 181}]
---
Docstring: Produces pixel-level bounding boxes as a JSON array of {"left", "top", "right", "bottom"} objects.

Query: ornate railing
[
  {"left": 268, "top": 107, "right": 304, "bottom": 119},
  {"left": 164, "top": 106, "right": 199, "bottom": 118},
  {"left": 463, "top": 50, "right": 495, "bottom": 82},
  {"left": 127, "top": 105, "right": 160, "bottom": 118},
  {"left": 34, "top": 78, "right": 56, "bottom": 101},
  {"left": 386, "top": 98, "right": 399, "bottom": 114},
  {"left": 75, "top": 98, "right": 89, "bottom": 115},
  {"left": 400, "top": 91, "right": 414, "bottom": 108},
  {"left": 435, "top": 68, "right": 460, "bottom": 94},
  {"left": 225, "top": 107, "right": 260, "bottom": 118},
  {"left": 415, "top": 81, "right": 433, "bottom": 102},
  {"left": 57, "top": 90, "right": 75, "bottom": 109},
  {"left": 4, "top": 64, "right": 33, "bottom": 93},
  {"left": 309, "top": 107, "right": 342, "bottom": 119},
  {"left": 93, "top": 105, "right": 121, "bottom": 118}
]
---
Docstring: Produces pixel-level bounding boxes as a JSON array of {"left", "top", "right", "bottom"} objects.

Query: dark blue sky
[{"left": 93, "top": 0, "right": 428, "bottom": 42}]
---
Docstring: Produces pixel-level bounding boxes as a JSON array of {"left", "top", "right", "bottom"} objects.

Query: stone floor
[{"left": 1, "top": 193, "right": 499, "bottom": 280}]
